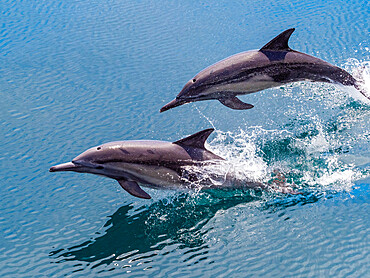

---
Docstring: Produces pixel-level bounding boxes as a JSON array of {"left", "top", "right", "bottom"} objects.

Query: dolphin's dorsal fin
[
  {"left": 260, "top": 28, "right": 295, "bottom": 51},
  {"left": 173, "top": 128, "right": 214, "bottom": 149}
]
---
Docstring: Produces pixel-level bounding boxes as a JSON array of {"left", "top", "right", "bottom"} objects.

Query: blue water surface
[{"left": 1, "top": 0, "right": 369, "bottom": 277}]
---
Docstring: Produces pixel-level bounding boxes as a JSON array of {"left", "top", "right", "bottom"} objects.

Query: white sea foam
[{"left": 185, "top": 124, "right": 367, "bottom": 195}]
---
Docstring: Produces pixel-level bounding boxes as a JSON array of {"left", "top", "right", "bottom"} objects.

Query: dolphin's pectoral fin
[
  {"left": 218, "top": 96, "right": 254, "bottom": 110},
  {"left": 117, "top": 179, "right": 151, "bottom": 199}
]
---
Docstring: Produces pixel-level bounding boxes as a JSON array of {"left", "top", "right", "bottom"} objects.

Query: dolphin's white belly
[{"left": 204, "top": 74, "right": 281, "bottom": 95}]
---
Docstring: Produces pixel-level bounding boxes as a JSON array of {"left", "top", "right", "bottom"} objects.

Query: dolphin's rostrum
[
  {"left": 160, "top": 28, "right": 368, "bottom": 112},
  {"left": 50, "top": 129, "right": 226, "bottom": 199}
]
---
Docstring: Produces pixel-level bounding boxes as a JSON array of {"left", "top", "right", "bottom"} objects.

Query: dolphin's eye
[
  {"left": 192, "top": 78, "right": 196, "bottom": 82},
  {"left": 97, "top": 147, "right": 101, "bottom": 150}
]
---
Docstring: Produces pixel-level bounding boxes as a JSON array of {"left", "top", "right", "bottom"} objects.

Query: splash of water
[
  {"left": 183, "top": 128, "right": 269, "bottom": 188},
  {"left": 187, "top": 117, "right": 368, "bottom": 196},
  {"left": 343, "top": 58, "right": 370, "bottom": 104}
]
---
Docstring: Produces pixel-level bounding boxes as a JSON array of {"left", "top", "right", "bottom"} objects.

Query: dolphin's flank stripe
[
  {"left": 195, "top": 63, "right": 352, "bottom": 91},
  {"left": 93, "top": 158, "right": 205, "bottom": 170}
]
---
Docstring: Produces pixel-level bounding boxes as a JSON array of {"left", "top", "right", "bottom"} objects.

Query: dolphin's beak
[
  {"left": 160, "top": 98, "right": 187, "bottom": 113},
  {"left": 49, "top": 162, "right": 79, "bottom": 172}
]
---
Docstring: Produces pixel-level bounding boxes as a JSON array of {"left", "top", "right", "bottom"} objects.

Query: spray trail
[{"left": 344, "top": 58, "right": 370, "bottom": 103}]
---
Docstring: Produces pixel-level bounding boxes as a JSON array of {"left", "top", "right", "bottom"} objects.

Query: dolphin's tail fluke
[
  {"left": 352, "top": 65, "right": 369, "bottom": 100},
  {"left": 332, "top": 67, "right": 370, "bottom": 100},
  {"left": 354, "top": 82, "right": 369, "bottom": 100}
]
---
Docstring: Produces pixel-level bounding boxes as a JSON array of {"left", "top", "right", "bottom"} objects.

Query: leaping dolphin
[
  {"left": 160, "top": 28, "right": 368, "bottom": 112},
  {"left": 49, "top": 129, "right": 241, "bottom": 199}
]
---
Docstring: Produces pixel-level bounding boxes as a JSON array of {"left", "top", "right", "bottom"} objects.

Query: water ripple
[{"left": 1, "top": 0, "right": 369, "bottom": 277}]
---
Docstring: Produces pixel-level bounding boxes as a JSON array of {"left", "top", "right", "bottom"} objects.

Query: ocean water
[{"left": 1, "top": 0, "right": 369, "bottom": 277}]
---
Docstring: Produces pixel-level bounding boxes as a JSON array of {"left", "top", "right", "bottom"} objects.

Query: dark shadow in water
[
  {"left": 50, "top": 191, "right": 260, "bottom": 268},
  {"left": 49, "top": 189, "right": 320, "bottom": 269}
]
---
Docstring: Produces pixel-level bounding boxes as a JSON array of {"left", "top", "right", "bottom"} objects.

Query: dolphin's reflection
[
  {"left": 50, "top": 189, "right": 320, "bottom": 270},
  {"left": 50, "top": 191, "right": 262, "bottom": 267}
]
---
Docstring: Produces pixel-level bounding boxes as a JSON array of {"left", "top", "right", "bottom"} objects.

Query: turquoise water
[{"left": 1, "top": 0, "right": 369, "bottom": 277}]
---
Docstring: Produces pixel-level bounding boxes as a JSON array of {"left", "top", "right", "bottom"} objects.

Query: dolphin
[
  {"left": 49, "top": 129, "right": 229, "bottom": 199},
  {"left": 160, "top": 28, "right": 368, "bottom": 112}
]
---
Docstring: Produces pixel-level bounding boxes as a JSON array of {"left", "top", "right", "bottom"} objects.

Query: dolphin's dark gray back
[
  {"left": 199, "top": 28, "right": 357, "bottom": 88},
  {"left": 86, "top": 128, "right": 223, "bottom": 169}
]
